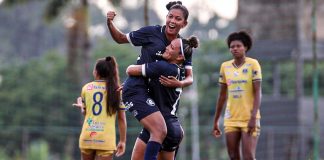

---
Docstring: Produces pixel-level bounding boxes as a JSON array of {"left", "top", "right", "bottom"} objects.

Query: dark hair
[
  {"left": 166, "top": 1, "right": 189, "bottom": 21},
  {"left": 181, "top": 35, "right": 199, "bottom": 60},
  {"left": 226, "top": 31, "right": 253, "bottom": 52},
  {"left": 95, "top": 56, "right": 120, "bottom": 116}
]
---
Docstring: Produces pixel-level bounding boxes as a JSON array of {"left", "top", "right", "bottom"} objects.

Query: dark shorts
[
  {"left": 139, "top": 117, "right": 184, "bottom": 151},
  {"left": 122, "top": 89, "right": 159, "bottom": 121}
]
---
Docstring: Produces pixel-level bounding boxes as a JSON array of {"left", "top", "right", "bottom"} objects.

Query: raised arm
[{"left": 106, "top": 11, "right": 129, "bottom": 44}]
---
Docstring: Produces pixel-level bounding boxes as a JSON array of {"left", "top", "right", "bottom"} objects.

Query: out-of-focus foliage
[
  {"left": 27, "top": 140, "right": 49, "bottom": 160},
  {"left": 44, "top": 0, "right": 71, "bottom": 22},
  {"left": 0, "top": 51, "right": 80, "bottom": 158},
  {"left": 91, "top": 37, "right": 139, "bottom": 82}
]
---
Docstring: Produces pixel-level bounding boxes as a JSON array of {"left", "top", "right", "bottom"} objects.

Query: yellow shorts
[
  {"left": 224, "top": 121, "right": 261, "bottom": 137},
  {"left": 80, "top": 149, "right": 114, "bottom": 157}
]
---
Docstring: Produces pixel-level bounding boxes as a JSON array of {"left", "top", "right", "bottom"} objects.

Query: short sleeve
[
  {"left": 81, "top": 85, "right": 87, "bottom": 103},
  {"left": 252, "top": 60, "right": 262, "bottom": 81},
  {"left": 218, "top": 63, "right": 226, "bottom": 84},
  {"left": 144, "top": 61, "right": 178, "bottom": 78},
  {"left": 127, "top": 26, "right": 155, "bottom": 46}
]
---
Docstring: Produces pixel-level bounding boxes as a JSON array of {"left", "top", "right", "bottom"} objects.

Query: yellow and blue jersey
[
  {"left": 79, "top": 80, "right": 125, "bottom": 151},
  {"left": 218, "top": 57, "right": 262, "bottom": 127}
]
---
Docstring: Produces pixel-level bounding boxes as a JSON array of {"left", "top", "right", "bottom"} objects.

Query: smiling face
[
  {"left": 229, "top": 40, "right": 247, "bottom": 59},
  {"left": 165, "top": 9, "right": 187, "bottom": 38},
  {"left": 162, "top": 38, "right": 182, "bottom": 63}
]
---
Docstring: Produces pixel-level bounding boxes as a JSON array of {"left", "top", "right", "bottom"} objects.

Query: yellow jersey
[
  {"left": 218, "top": 57, "right": 262, "bottom": 127},
  {"left": 79, "top": 80, "right": 125, "bottom": 150}
]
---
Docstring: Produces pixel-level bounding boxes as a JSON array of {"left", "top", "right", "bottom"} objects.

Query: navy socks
[{"left": 144, "top": 141, "right": 161, "bottom": 160}]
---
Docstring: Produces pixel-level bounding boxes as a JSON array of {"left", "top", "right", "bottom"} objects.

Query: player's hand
[
  {"left": 212, "top": 124, "right": 222, "bottom": 138},
  {"left": 115, "top": 141, "right": 126, "bottom": 157},
  {"left": 117, "top": 85, "right": 123, "bottom": 92},
  {"left": 72, "top": 97, "right": 85, "bottom": 115},
  {"left": 247, "top": 117, "right": 257, "bottom": 136},
  {"left": 159, "top": 75, "right": 182, "bottom": 88},
  {"left": 107, "top": 11, "right": 116, "bottom": 24}
]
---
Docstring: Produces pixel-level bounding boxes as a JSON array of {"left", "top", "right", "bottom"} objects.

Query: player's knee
[
  {"left": 150, "top": 125, "right": 167, "bottom": 141},
  {"left": 158, "top": 126, "right": 167, "bottom": 139}
]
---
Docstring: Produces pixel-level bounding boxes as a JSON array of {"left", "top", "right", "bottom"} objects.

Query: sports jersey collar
[
  {"left": 94, "top": 80, "right": 105, "bottom": 82},
  {"left": 232, "top": 58, "right": 246, "bottom": 69}
]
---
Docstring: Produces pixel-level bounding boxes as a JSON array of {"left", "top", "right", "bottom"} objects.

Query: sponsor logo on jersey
[
  {"left": 90, "top": 131, "right": 97, "bottom": 137},
  {"left": 146, "top": 98, "right": 155, "bottom": 106},
  {"left": 87, "top": 84, "right": 93, "bottom": 90},
  {"left": 155, "top": 50, "right": 162, "bottom": 57},
  {"left": 227, "top": 79, "right": 232, "bottom": 86},
  {"left": 86, "top": 118, "right": 105, "bottom": 132},
  {"left": 124, "top": 101, "right": 134, "bottom": 110}
]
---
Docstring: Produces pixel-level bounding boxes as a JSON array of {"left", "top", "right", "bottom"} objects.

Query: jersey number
[{"left": 92, "top": 92, "right": 103, "bottom": 115}]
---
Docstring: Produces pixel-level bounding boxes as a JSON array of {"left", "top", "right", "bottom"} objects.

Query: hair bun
[
  {"left": 188, "top": 36, "right": 199, "bottom": 48},
  {"left": 166, "top": 1, "right": 182, "bottom": 10},
  {"left": 105, "top": 56, "right": 112, "bottom": 61}
]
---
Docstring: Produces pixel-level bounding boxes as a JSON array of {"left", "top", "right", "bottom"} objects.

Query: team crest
[
  {"left": 132, "top": 110, "right": 138, "bottom": 117},
  {"left": 146, "top": 98, "right": 155, "bottom": 106},
  {"left": 242, "top": 68, "right": 248, "bottom": 74}
]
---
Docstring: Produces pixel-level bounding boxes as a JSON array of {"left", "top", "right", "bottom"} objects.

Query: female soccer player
[
  {"left": 107, "top": 1, "right": 192, "bottom": 160},
  {"left": 73, "top": 56, "right": 127, "bottom": 160},
  {"left": 212, "top": 31, "right": 262, "bottom": 160},
  {"left": 127, "top": 36, "right": 199, "bottom": 160}
]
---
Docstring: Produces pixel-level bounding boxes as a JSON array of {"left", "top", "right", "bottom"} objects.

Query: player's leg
[
  {"left": 97, "top": 155, "right": 113, "bottom": 160},
  {"left": 241, "top": 125, "right": 260, "bottom": 160},
  {"left": 158, "top": 150, "right": 175, "bottom": 160},
  {"left": 123, "top": 93, "right": 167, "bottom": 160},
  {"left": 131, "top": 129, "right": 150, "bottom": 160},
  {"left": 225, "top": 126, "right": 242, "bottom": 160},
  {"left": 96, "top": 150, "right": 114, "bottom": 160},
  {"left": 80, "top": 149, "right": 95, "bottom": 160},
  {"left": 140, "top": 111, "right": 167, "bottom": 160},
  {"left": 158, "top": 118, "right": 184, "bottom": 160}
]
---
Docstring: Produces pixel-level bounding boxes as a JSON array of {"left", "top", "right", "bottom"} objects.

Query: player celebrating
[
  {"left": 106, "top": 1, "right": 192, "bottom": 160},
  {"left": 127, "top": 36, "right": 199, "bottom": 160}
]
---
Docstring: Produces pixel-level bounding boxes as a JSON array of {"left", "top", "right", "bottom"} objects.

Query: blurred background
[{"left": 0, "top": 0, "right": 323, "bottom": 159}]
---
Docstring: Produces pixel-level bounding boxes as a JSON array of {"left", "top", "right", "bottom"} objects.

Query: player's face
[
  {"left": 165, "top": 9, "right": 187, "bottom": 36},
  {"left": 163, "top": 39, "right": 181, "bottom": 61},
  {"left": 229, "top": 40, "right": 247, "bottom": 59}
]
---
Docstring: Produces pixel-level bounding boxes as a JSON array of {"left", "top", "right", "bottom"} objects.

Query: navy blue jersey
[
  {"left": 144, "top": 61, "right": 184, "bottom": 118},
  {"left": 123, "top": 25, "right": 192, "bottom": 94}
]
